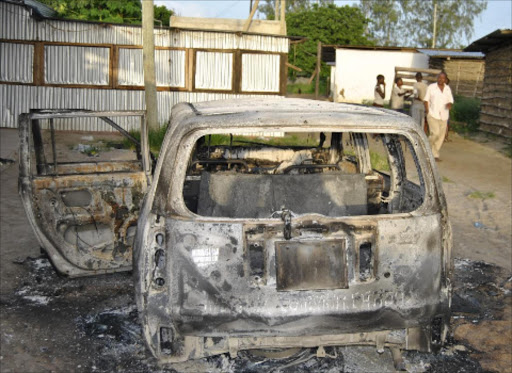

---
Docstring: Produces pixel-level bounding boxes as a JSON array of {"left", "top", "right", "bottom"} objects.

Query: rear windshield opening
[{"left": 182, "top": 132, "right": 424, "bottom": 219}]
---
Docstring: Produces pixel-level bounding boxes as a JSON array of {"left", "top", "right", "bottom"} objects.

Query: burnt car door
[{"left": 18, "top": 110, "right": 152, "bottom": 277}]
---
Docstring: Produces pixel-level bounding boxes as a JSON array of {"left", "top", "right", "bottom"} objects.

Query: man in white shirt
[
  {"left": 390, "top": 77, "right": 411, "bottom": 112},
  {"left": 412, "top": 72, "right": 428, "bottom": 128},
  {"left": 424, "top": 72, "right": 454, "bottom": 161}
]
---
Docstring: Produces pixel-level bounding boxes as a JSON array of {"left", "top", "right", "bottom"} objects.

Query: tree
[
  {"left": 360, "top": 0, "right": 487, "bottom": 48},
  {"left": 258, "top": 0, "right": 333, "bottom": 20},
  {"left": 154, "top": 4, "right": 173, "bottom": 27},
  {"left": 38, "top": 0, "right": 173, "bottom": 26},
  {"left": 286, "top": 4, "right": 372, "bottom": 78}
]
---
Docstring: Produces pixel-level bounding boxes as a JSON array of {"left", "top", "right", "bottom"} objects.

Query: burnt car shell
[
  {"left": 18, "top": 110, "right": 152, "bottom": 277},
  {"left": 134, "top": 98, "right": 452, "bottom": 362}
]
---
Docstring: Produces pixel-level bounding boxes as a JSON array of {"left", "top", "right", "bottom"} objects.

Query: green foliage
[
  {"left": 287, "top": 81, "right": 328, "bottom": 94},
  {"left": 154, "top": 4, "right": 172, "bottom": 27},
  {"left": 124, "top": 124, "right": 168, "bottom": 154},
  {"left": 359, "top": 0, "right": 487, "bottom": 48},
  {"left": 208, "top": 134, "right": 315, "bottom": 147},
  {"left": 450, "top": 95, "right": 481, "bottom": 133},
  {"left": 38, "top": 0, "right": 173, "bottom": 25},
  {"left": 258, "top": 0, "right": 333, "bottom": 20},
  {"left": 370, "top": 151, "right": 390, "bottom": 171},
  {"left": 286, "top": 4, "right": 372, "bottom": 78},
  {"left": 503, "top": 144, "right": 512, "bottom": 159}
]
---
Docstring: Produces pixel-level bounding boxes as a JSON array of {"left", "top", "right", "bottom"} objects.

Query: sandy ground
[{"left": 1, "top": 127, "right": 511, "bottom": 372}]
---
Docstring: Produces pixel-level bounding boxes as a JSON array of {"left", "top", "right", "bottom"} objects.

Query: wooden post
[
  {"left": 142, "top": 0, "right": 159, "bottom": 131},
  {"left": 280, "top": 0, "right": 286, "bottom": 34},
  {"left": 275, "top": 0, "right": 279, "bottom": 21},
  {"left": 243, "top": 0, "right": 260, "bottom": 32},
  {"left": 33, "top": 42, "right": 45, "bottom": 86},
  {"left": 315, "top": 41, "right": 321, "bottom": 99}
]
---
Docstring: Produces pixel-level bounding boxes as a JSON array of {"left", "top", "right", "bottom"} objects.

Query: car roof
[{"left": 170, "top": 98, "right": 421, "bottom": 133}]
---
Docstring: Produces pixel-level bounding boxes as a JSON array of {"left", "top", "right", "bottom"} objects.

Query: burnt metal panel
[{"left": 275, "top": 240, "right": 347, "bottom": 291}]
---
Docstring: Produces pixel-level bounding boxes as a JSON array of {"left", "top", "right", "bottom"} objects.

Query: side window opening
[
  {"left": 182, "top": 131, "right": 424, "bottom": 219},
  {"left": 29, "top": 114, "right": 143, "bottom": 177}
]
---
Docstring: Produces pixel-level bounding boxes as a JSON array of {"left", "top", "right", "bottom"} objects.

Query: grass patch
[
  {"left": 502, "top": 144, "right": 512, "bottom": 158},
  {"left": 450, "top": 96, "right": 481, "bottom": 134},
  {"left": 287, "top": 80, "right": 328, "bottom": 95},
  {"left": 442, "top": 176, "right": 454, "bottom": 183},
  {"left": 468, "top": 190, "right": 495, "bottom": 200},
  {"left": 207, "top": 134, "right": 316, "bottom": 147},
  {"left": 123, "top": 124, "right": 168, "bottom": 154},
  {"left": 370, "top": 151, "right": 390, "bottom": 171}
]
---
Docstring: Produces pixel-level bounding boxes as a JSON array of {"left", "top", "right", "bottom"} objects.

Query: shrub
[{"left": 450, "top": 95, "right": 481, "bottom": 133}]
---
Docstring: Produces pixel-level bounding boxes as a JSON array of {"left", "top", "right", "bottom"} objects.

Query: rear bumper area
[{"left": 154, "top": 322, "right": 448, "bottom": 363}]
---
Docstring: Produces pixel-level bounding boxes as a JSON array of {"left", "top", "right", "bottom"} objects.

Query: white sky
[{"left": 155, "top": 0, "right": 512, "bottom": 46}]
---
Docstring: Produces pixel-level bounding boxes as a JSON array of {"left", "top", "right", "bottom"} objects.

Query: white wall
[{"left": 333, "top": 49, "right": 429, "bottom": 104}]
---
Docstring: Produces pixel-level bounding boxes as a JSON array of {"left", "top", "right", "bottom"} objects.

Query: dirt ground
[{"left": 1, "top": 127, "right": 511, "bottom": 372}]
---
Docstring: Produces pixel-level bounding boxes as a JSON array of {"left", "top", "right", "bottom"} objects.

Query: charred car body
[
  {"left": 18, "top": 110, "right": 152, "bottom": 276},
  {"left": 134, "top": 99, "right": 453, "bottom": 363}
]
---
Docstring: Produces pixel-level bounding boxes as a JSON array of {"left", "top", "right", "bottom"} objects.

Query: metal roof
[
  {"left": 417, "top": 49, "right": 484, "bottom": 59},
  {"left": 464, "top": 29, "right": 512, "bottom": 53},
  {"left": 2, "top": 0, "right": 57, "bottom": 18},
  {"left": 23, "top": 0, "right": 56, "bottom": 18},
  {"left": 322, "top": 44, "right": 486, "bottom": 63},
  {"left": 168, "top": 98, "right": 421, "bottom": 133}
]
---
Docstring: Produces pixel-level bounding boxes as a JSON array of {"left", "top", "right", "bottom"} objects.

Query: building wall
[
  {"left": 479, "top": 44, "right": 512, "bottom": 138},
  {"left": 429, "top": 58, "right": 485, "bottom": 98},
  {"left": 332, "top": 49, "right": 429, "bottom": 104},
  {"left": 0, "top": 1, "right": 289, "bottom": 129}
]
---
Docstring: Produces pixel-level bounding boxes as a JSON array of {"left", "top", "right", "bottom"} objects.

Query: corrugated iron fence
[{"left": 0, "top": 1, "right": 289, "bottom": 131}]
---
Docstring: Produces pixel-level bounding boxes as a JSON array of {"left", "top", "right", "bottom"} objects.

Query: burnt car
[
  {"left": 134, "top": 98, "right": 453, "bottom": 363},
  {"left": 18, "top": 110, "right": 152, "bottom": 276}
]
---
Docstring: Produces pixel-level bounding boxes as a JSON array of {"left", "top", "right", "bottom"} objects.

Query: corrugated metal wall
[
  {"left": 0, "top": 2, "right": 288, "bottom": 52},
  {"left": 1, "top": 85, "right": 267, "bottom": 131},
  {"left": 195, "top": 52, "right": 233, "bottom": 90},
  {"left": 45, "top": 45, "right": 110, "bottom": 85},
  {"left": 117, "top": 48, "right": 186, "bottom": 87},
  {"left": 0, "top": 42, "right": 33, "bottom": 83},
  {"left": 241, "top": 53, "right": 280, "bottom": 92},
  {"left": 0, "top": 1, "right": 289, "bottom": 130}
]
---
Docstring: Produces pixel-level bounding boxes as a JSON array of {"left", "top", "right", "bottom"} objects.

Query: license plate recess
[{"left": 275, "top": 240, "right": 347, "bottom": 291}]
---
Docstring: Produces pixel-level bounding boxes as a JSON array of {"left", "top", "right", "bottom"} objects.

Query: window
[{"left": 181, "top": 131, "right": 425, "bottom": 218}]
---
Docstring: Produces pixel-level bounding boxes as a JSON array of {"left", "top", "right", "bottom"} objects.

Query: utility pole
[
  {"left": 315, "top": 41, "right": 321, "bottom": 99},
  {"left": 142, "top": 0, "right": 158, "bottom": 131},
  {"left": 432, "top": 1, "right": 437, "bottom": 48}
]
